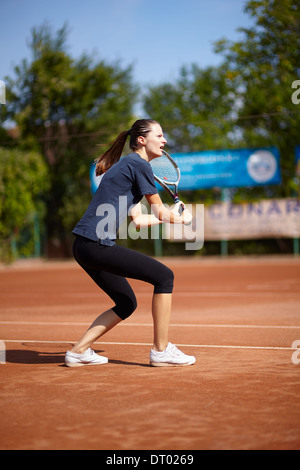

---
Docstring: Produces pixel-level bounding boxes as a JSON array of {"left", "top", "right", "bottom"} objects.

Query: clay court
[{"left": 0, "top": 255, "right": 299, "bottom": 450}]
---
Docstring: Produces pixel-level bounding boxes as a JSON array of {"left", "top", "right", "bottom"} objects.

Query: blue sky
[{"left": 0, "top": 0, "right": 253, "bottom": 88}]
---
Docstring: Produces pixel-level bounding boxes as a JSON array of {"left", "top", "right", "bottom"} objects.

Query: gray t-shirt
[{"left": 73, "top": 153, "right": 158, "bottom": 246}]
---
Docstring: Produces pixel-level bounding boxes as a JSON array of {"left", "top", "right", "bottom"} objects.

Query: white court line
[
  {"left": 3, "top": 291, "right": 300, "bottom": 298},
  {"left": 59, "top": 292, "right": 300, "bottom": 297},
  {"left": 0, "top": 321, "right": 300, "bottom": 329},
  {"left": 1, "top": 339, "right": 297, "bottom": 351},
  {"left": 174, "top": 292, "right": 300, "bottom": 297}
]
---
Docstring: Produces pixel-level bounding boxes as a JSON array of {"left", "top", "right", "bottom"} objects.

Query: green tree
[
  {"left": 0, "top": 147, "right": 48, "bottom": 262},
  {"left": 143, "top": 65, "right": 236, "bottom": 153},
  {"left": 214, "top": 0, "right": 300, "bottom": 197},
  {"left": 3, "top": 23, "right": 137, "bottom": 255}
]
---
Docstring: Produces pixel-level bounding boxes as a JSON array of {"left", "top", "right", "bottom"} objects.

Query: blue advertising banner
[
  {"left": 172, "top": 147, "right": 281, "bottom": 190},
  {"left": 90, "top": 146, "right": 281, "bottom": 193},
  {"left": 90, "top": 164, "right": 104, "bottom": 194},
  {"left": 296, "top": 145, "right": 300, "bottom": 177}
]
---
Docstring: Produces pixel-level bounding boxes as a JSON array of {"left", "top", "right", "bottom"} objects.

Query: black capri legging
[{"left": 73, "top": 235, "right": 174, "bottom": 320}]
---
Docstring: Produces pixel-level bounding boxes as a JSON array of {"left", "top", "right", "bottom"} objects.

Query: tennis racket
[{"left": 150, "top": 150, "right": 184, "bottom": 214}]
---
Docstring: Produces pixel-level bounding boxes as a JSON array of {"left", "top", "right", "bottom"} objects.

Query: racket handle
[{"left": 174, "top": 197, "right": 185, "bottom": 214}]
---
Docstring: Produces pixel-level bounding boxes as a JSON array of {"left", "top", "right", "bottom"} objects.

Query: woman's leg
[
  {"left": 152, "top": 293, "right": 172, "bottom": 352},
  {"left": 71, "top": 237, "right": 174, "bottom": 354},
  {"left": 72, "top": 294, "right": 173, "bottom": 354},
  {"left": 71, "top": 309, "right": 121, "bottom": 354},
  {"left": 70, "top": 267, "right": 137, "bottom": 354}
]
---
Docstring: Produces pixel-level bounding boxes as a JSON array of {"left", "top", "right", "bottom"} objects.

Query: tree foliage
[
  {"left": 214, "top": 0, "right": 300, "bottom": 195},
  {"left": 2, "top": 22, "right": 137, "bottom": 253},
  {"left": 144, "top": 65, "right": 236, "bottom": 153},
  {"left": 1, "top": 2, "right": 299, "bottom": 259},
  {"left": 144, "top": 0, "right": 300, "bottom": 200},
  {"left": 0, "top": 147, "right": 48, "bottom": 261}
]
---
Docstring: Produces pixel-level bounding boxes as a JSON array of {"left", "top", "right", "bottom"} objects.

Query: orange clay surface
[{"left": 0, "top": 256, "right": 299, "bottom": 450}]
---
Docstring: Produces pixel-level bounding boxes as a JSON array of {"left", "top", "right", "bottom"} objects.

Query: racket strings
[{"left": 150, "top": 154, "right": 179, "bottom": 184}]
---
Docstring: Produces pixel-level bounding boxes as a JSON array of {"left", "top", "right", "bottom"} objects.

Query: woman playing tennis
[{"left": 65, "top": 119, "right": 196, "bottom": 367}]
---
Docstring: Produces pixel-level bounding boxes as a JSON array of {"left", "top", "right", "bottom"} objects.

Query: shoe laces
[{"left": 169, "top": 344, "right": 184, "bottom": 357}]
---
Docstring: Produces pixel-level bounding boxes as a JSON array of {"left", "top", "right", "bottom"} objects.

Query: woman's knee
[
  {"left": 154, "top": 266, "right": 174, "bottom": 294},
  {"left": 113, "top": 293, "right": 137, "bottom": 320}
]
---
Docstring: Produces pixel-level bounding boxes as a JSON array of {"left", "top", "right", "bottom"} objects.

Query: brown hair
[{"left": 95, "top": 119, "right": 159, "bottom": 176}]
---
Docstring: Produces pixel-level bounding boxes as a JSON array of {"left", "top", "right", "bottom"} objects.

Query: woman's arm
[
  {"left": 145, "top": 194, "right": 192, "bottom": 225},
  {"left": 129, "top": 202, "right": 162, "bottom": 230}
]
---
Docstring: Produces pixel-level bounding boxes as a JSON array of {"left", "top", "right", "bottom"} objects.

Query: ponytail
[
  {"left": 95, "top": 119, "right": 159, "bottom": 176},
  {"left": 95, "top": 130, "right": 129, "bottom": 176}
]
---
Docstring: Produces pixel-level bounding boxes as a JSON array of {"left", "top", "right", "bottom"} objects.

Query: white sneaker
[
  {"left": 150, "top": 343, "right": 196, "bottom": 367},
  {"left": 65, "top": 348, "right": 108, "bottom": 367}
]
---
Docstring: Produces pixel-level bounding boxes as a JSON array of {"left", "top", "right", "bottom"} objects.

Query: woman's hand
[
  {"left": 171, "top": 202, "right": 193, "bottom": 225},
  {"left": 146, "top": 194, "right": 193, "bottom": 225}
]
